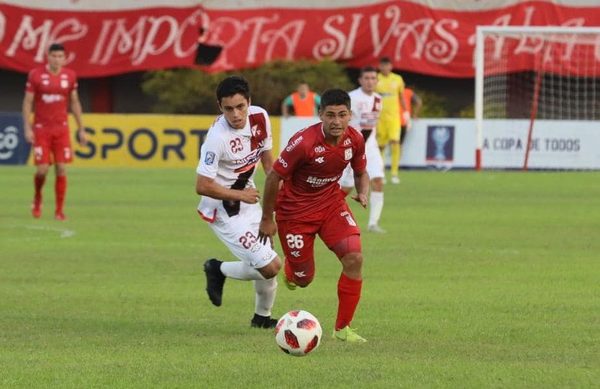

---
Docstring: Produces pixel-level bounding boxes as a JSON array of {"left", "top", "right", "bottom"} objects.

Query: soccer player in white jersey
[
  {"left": 196, "top": 76, "right": 282, "bottom": 329},
  {"left": 340, "top": 66, "right": 386, "bottom": 233}
]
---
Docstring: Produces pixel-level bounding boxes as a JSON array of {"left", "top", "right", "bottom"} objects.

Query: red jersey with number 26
[
  {"left": 273, "top": 122, "right": 366, "bottom": 221},
  {"left": 25, "top": 66, "right": 77, "bottom": 128}
]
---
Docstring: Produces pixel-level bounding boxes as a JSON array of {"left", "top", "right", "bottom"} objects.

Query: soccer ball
[{"left": 275, "top": 310, "right": 322, "bottom": 356}]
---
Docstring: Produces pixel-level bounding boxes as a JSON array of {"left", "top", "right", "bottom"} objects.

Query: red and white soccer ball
[{"left": 275, "top": 310, "right": 322, "bottom": 356}]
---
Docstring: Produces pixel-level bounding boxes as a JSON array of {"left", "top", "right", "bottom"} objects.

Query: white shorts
[
  {"left": 339, "top": 134, "right": 384, "bottom": 187},
  {"left": 199, "top": 199, "right": 278, "bottom": 269}
]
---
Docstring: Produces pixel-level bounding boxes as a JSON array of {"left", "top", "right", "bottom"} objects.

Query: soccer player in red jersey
[
  {"left": 22, "top": 43, "right": 87, "bottom": 220},
  {"left": 259, "top": 89, "right": 370, "bottom": 342}
]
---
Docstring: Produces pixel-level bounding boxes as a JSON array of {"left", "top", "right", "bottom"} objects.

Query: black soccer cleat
[
  {"left": 250, "top": 314, "right": 278, "bottom": 329},
  {"left": 204, "top": 258, "right": 225, "bottom": 307}
]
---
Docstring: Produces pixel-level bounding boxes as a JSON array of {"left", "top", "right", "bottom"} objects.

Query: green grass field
[{"left": 1, "top": 167, "right": 599, "bottom": 388}]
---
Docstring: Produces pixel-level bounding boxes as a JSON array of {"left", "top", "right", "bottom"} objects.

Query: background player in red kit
[
  {"left": 259, "top": 89, "right": 370, "bottom": 343},
  {"left": 22, "top": 43, "right": 87, "bottom": 220}
]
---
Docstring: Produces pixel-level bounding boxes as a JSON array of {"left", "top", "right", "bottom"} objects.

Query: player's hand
[
  {"left": 239, "top": 188, "right": 261, "bottom": 204},
  {"left": 351, "top": 193, "right": 368, "bottom": 208},
  {"left": 258, "top": 217, "right": 276, "bottom": 245},
  {"left": 24, "top": 127, "right": 34, "bottom": 144},
  {"left": 77, "top": 128, "right": 88, "bottom": 146},
  {"left": 402, "top": 111, "right": 412, "bottom": 130}
]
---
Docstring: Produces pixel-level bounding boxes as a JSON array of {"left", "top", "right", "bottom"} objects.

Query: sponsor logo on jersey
[
  {"left": 277, "top": 156, "right": 288, "bottom": 168},
  {"left": 290, "top": 250, "right": 301, "bottom": 258},
  {"left": 285, "top": 135, "right": 303, "bottom": 152},
  {"left": 360, "top": 112, "right": 379, "bottom": 128},
  {"left": 306, "top": 175, "right": 340, "bottom": 187},
  {"left": 233, "top": 149, "right": 261, "bottom": 167},
  {"left": 315, "top": 156, "right": 325, "bottom": 164},
  {"left": 314, "top": 145, "right": 325, "bottom": 153},
  {"left": 343, "top": 138, "right": 352, "bottom": 146},
  {"left": 204, "top": 151, "right": 216, "bottom": 165},
  {"left": 41, "top": 94, "right": 65, "bottom": 104},
  {"left": 344, "top": 148, "right": 353, "bottom": 160}
]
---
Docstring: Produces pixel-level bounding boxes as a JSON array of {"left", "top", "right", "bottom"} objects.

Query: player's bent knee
[
  {"left": 258, "top": 256, "right": 281, "bottom": 279},
  {"left": 331, "top": 235, "right": 362, "bottom": 259},
  {"left": 341, "top": 252, "right": 363, "bottom": 270},
  {"left": 371, "top": 178, "right": 384, "bottom": 191},
  {"left": 36, "top": 165, "right": 50, "bottom": 175}
]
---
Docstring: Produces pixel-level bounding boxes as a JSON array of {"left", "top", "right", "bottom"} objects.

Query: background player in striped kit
[{"left": 340, "top": 66, "right": 387, "bottom": 233}]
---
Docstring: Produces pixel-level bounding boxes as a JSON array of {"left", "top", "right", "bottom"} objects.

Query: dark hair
[
  {"left": 379, "top": 57, "right": 392, "bottom": 64},
  {"left": 48, "top": 43, "right": 65, "bottom": 53},
  {"left": 216, "top": 76, "right": 250, "bottom": 102},
  {"left": 359, "top": 66, "right": 378, "bottom": 77},
  {"left": 319, "top": 89, "right": 351, "bottom": 111}
]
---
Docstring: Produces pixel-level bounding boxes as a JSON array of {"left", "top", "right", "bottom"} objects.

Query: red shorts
[
  {"left": 33, "top": 126, "right": 73, "bottom": 165},
  {"left": 276, "top": 201, "right": 361, "bottom": 286}
]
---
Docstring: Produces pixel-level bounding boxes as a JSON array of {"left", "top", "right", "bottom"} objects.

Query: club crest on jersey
[
  {"left": 204, "top": 151, "right": 216, "bottom": 165},
  {"left": 344, "top": 148, "right": 353, "bottom": 160},
  {"left": 60, "top": 80, "right": 69, "bottom": 89}
]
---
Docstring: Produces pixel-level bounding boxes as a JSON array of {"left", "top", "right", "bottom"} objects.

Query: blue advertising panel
[{"left": 0, "top": 113, "right": 30, "bottom": 165}]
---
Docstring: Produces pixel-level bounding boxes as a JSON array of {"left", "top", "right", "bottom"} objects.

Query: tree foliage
[{"left": 142, "top": 60, "right": 353, "bottom": 115}]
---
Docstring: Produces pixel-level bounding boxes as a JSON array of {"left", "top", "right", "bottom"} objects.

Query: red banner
[
  {"left": 0, "top": 4, "right": 204, "bottom": 77},
  {"left": 1, "top": 1, "right": 599, "bottom": 78}
]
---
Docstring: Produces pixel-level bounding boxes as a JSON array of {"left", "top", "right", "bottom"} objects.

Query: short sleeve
[
  {"left": 263, "top": 110, "right": 273, "bottom": 151},
  {"left": 25, "top": 70, "right": 36, "bottom": 93},
  {"left": 283, "top": 95, "right": 293, "bottom": 106},
  {"left": 71, "top": 72, "right": 78, "bottom": 92},
  {"left": 350, "top": 134, "right": 366, "bottom": 173},
  {"left": 398, "top": 75, "right": 405, "bottom": 95},
  {"left": 273, "top": 133, "right": 306, "bottom": 180},
  {"left": 196, "top": 130, "right": 222, "bottom": 178}
]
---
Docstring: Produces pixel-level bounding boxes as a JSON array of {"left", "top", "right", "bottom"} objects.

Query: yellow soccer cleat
[
  {"left": 333, "top": 326, "right": 367, "bottom": 343},
  {"left": 282, "top": 275, "right": 297, "bottom": 291}
]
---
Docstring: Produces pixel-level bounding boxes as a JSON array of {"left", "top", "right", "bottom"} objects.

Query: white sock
[
  {"left": 369, "top": 191, "right": 384, "bottom": 226},
  {"left": 220, "top": 261, "right": 265, "bottom": 281},
  {"left": 254, "top": 277, "right": 278, "bottom": 316}
]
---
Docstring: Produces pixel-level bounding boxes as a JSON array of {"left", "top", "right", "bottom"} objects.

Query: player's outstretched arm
[
  {"left": 351, "top": 170, "right": 369, "bottom": 208},
  {"left": 261, "top": 150, "right": 274, "bottom": 174},
  {"left": 258, "top": 170, "right": 281, "bottom": 244},
  {"left": 196, "top": 174, "right": 260, "bottom": 204}
]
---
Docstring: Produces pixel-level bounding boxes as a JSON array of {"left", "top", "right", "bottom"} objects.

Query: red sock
[
  {"left": 335, "top": 273, "right": 362, "bottom": 330},
  {"left": 34, "top": 174, "right": 46, "bottom": 204},
  {"left": 55, "top": 175, "right": 67, "bottom": 213}
]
